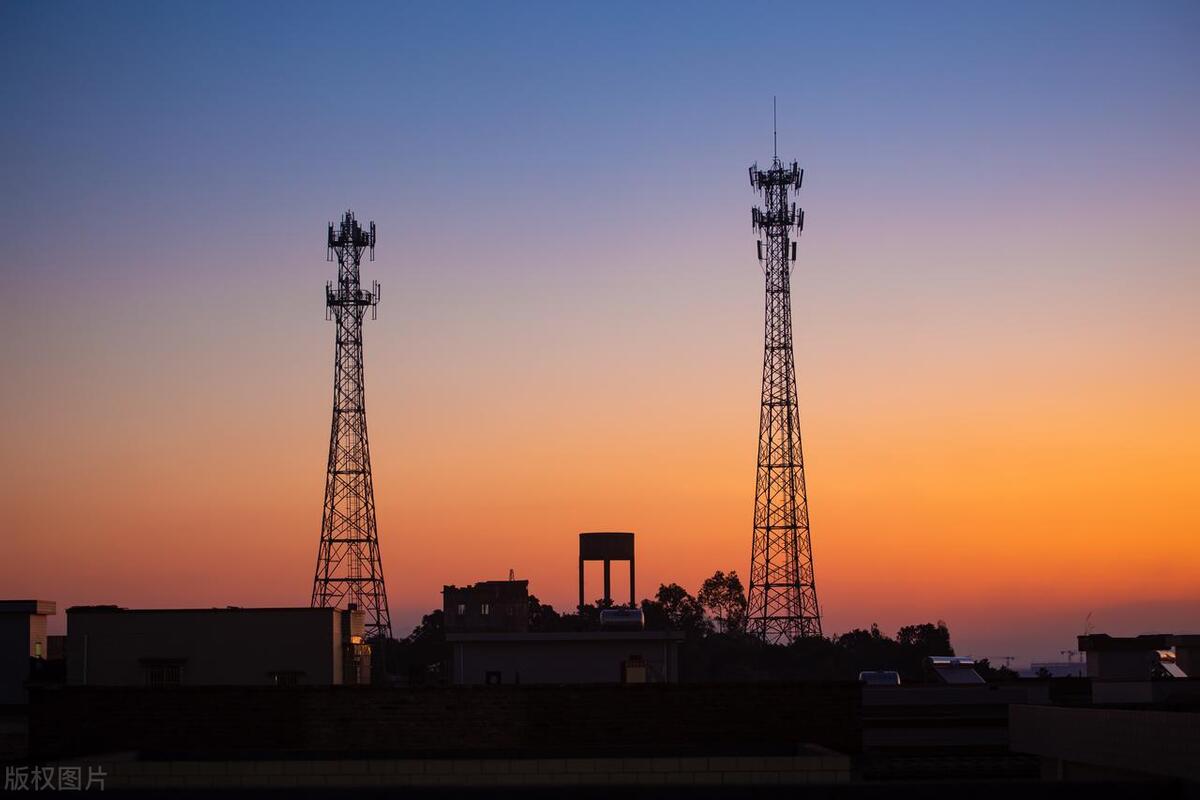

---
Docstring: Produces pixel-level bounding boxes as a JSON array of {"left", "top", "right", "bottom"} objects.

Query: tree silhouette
[
  {"left": 975, "top": 658, "right": 1021, "bottom": 682},
  {"left": 527, "top": 594, "right": 561, "bottom": 632},
  {"left": 642, "top": 583, "right": 711, "bottom": 639},
  {"left": 698, "top": 570, "right": 748, "bottom": 635},
  {"left": 406, "top": 609, "right": 444, "bottom": 646},
  {"left": 897, "top": 621, "right": 953, "bottom": 655}
]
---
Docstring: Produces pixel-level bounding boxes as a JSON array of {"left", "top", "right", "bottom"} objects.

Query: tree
[
  {"left": 527, "top": 594, "right": 561, "bottom": 632},
  {"left": 643, "top": 583, "right": 711, "bottom": 639},
  {"left": 975, "top": 658, "right": 1021, "bottom": 683},
  {"left": 550, "top": 602, "right": 602, "bottom": 632},
  {"left": 406, "top": 609, "right": 444, "bottom": 646},
  {"left": 897, "top": 621, "right": 953, "bottom": 655},
  {"left": 892, "top": 620, "right": 954, "bottom": 682},
  {"left": 387, "top": 609, "right": 449, "bottom": 685},
  {"left": 698, "top": 570, "right": 748, "bottom": 635}
]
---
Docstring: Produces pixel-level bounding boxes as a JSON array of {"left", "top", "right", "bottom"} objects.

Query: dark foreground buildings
[
  {"left": 0, "top": 601, "right": 54, "bottom": 705},
  {"left": 3, "top": 599, "right": 1198, "bottom": 793},
  {"left": 63, "top": 606, "right": 371, "bottom": 687},
  {"left": 442, "top": 577, "right": 682, "bottom": 685}
]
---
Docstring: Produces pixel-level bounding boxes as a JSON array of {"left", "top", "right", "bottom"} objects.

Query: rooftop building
[
  {"left": 0, "top": 600, "right": 56, "bottom": 704},
  {"left": 443, "top": 580, "right": 529, "bottom": 634},
  {"left": 1077, "top": 633, "right": 1199, "bottom": 680},
  {"left": 446, "top": 630, "right": 684, "bottom": 685},
  {"left": 1077, "top": 632, "right": 1200, "bottom": 706},
  {"left": 66, "top": 605, "right": 369, "bottom": 687}
]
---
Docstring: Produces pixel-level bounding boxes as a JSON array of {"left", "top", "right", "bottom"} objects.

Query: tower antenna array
[
  {"left": 746, "top": 126, "right": 822, "bottom": 643},
  {"left": 311, "top": 210, "right": 393, "bottom": 640}
]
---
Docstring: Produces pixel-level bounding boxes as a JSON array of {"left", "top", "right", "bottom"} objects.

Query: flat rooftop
[
  {"left": 1080, "top": 633, "right": 1198, "bottom": 650},
  {"left": 66, "top": 605, "right": 341, "bottom": 615},
  {"left": 0, "top": 600, "right": 56, "bottom": 615},
  {"left": 446, "top": 631, "right": 685, "bottom": 643}
]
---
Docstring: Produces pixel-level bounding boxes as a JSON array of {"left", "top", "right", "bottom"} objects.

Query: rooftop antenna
[{"left": 773, "top": 96, "right": 778, "bottom": 159}]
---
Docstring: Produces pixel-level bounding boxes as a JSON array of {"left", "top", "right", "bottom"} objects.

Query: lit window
[
  {"left": 457, "top": 603, "right": 466, "bottom": 616},
  {"left": 481, "top": 603, "right": 490, "bottom": 616},
  {"left": 34, "top": 642, "right": 43, "bottom": 658}
]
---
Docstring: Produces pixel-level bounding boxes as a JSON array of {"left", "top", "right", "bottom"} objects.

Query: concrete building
[
  {"left": 443, "top": 580, "right": 529, "bottom": 633},
  {"left": 0, "top": 600, "right": 56, "bottom": 704},
  {"left": 1174, "top": 634, "right": 1200, "bottom": 677},
  {"left": 1011, "top": 704, "right": 1200, "bottom": 783},
  {"left": 1076, "top": 632, "right": 1200, "bottom": 705},
  {"left": 862, "top": 683, "right": 1052, "bottom": 753},
  {"left": 66, "top": 606, "right": 369, "bottom": 687},
  {"left": 447, "top": 631, "right": 684, "bottom": 685},
  {"left": 1078, "top": 633, "right": 1173, "bottom": 680}
]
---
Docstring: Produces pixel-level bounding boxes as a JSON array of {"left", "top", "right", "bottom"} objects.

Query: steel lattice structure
[
  {"left": 311, "top": 210, "right": 392, "bottom": 640},
  {"left": 747, "top": 154, "right": 822, "bottom": 643}
]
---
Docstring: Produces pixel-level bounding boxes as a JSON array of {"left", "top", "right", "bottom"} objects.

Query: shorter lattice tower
[{"left": 311, "top": 211, "right": 392, "bottom": 640}]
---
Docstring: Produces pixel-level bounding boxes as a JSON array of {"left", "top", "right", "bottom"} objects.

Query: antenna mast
[
  {"left": 746, "top": 115, "right": 822, "bottom": 643},
  {"left": 311, "top": 210, "right": 393, "bottom": 641},
  {"left": 773, "top": 96, "right": 777, "bottom": 158}
]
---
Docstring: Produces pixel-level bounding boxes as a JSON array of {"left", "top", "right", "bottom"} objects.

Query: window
[
  {"left": 481, "top": 603, "right": 490, "bottom": 616},
  {"left": 141, "top": 660, "right": 183, "bottom": 687},
  {"left": 34, "top": 641, "right": 43, "bottom": 658},
  {"left": 456, "top": 603, "right": 466, "bottom": 616},
  {"left": 268, "top": 670, "right": 304, "bottom": 687}
]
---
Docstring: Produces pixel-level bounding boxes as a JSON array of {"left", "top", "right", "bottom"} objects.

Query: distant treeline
[{"left": 383, "top": 570, "right": 1019, "bottom": 684}]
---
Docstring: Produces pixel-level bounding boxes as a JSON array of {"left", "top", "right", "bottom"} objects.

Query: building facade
[
  {"left": 0, "top": 600, "right": 56, "bottom": 704},
  {"left": 443, "top": 580, "right": 529, "bottom": 633},
  {"left": 66, "top": 606, "right": 369, "bottom": 687},
  {"left": 447, "top": 631, "right": 683, "bottom": 685}
]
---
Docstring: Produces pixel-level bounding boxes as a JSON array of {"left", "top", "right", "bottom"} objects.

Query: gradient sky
[{"left": 2, "top": 1, "right": 1197, "bottom": 665}]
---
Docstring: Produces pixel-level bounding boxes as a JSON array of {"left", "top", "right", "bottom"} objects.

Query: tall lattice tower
[
  {"left": 747, "top": 141, "right": 822, "bottom": 643},
  {"left": 311, "top": 210, "right": 392, "bottom": 640}
]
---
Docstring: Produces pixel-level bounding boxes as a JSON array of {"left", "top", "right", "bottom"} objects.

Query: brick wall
[{"left": 29, "top": 683, "right": 861, "bottom": 760}]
